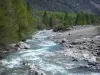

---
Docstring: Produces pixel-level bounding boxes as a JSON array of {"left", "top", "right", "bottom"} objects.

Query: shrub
[{"left": 53, "top": 24, "right": 70, "bottom": 32}]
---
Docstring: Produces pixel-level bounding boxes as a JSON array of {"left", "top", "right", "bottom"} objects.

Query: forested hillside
[
  {"left": 0, "top": 0, "right": 100, "bottom": 46},
  {"left": 0, "top": 0, "right": 36, "bottom": 46},
  {"left": 34, "top": 10, "right": 100, "bottom": 32}
]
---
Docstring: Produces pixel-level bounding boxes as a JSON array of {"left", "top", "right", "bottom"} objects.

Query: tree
[
  {"left": 12, "top": 0, "right": 31, "bottom": 40},
  {"left": 75, "top": 13, "right": 82, "bottom": 25},
  {"left": 91, "top": 14, "right": 95, "bottom": 24},
  {"left": 85, "top": 13, "right": 91, "bottom": 24},
  {"left": 0, "top": 0, "right": 36, "bottom": 45},
  {"left": 63, "top": 13, "right": 69, "bottom": 26},
  {"left": 49, "top": 16, "right": 53, "bottom": 28},
  {"left": 42, "top": 11, "right": 49, "bottom": 27},
  {"left": 82, "top": 14, "right": 87, "bottom": 25},
  {"left": 0, "top": 0, "right": 19, "bottom": 45},
  {"left": 27, "top": 2, "right": 30, "bottom": 11},
  {"left": 75, "top": 12, "right": 89, "bottom": 25}
]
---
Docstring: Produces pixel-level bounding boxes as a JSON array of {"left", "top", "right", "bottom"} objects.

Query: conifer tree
[
  {"left": 0, "top": 0, "right": 36, "bottom": 45},
  {"left": 27, "top": 2, "right": 30, "bottom": 11},
  {"left": 83, "top": 14, "right": 87, "bottom": 25},
  {"left": 75, "top": 13, "right": 81, "bottom": 25},
  {"left": 0, "top": 0, "right": 19, "bottom": 45},
  {"left": 63, "top": 13, "right": 69, "bottom": 26},
  {"left": 85, "top": 13, "right": 91, "bottom": 24},
  {"left": 91, "top": 14, "right": 95, "bottom": 24},
  {"left": 42, "top": 11, "right": 49, "bottom": 27},
  {"left": 12, "top": 0, "right": 30, "bottom": 40},
  {"left": 49, "top": 16, "right": 53, "bottom": 28}
]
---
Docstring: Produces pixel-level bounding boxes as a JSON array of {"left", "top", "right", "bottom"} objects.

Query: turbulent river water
[{"left": 0, "top": 30, "right": 100, "bottom": 75}]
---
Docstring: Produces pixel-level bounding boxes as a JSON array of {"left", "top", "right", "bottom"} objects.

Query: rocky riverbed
[
  {"left": 0, "top": 41, "right": 31, "bottom": 60},
  {"left": 0, "top": 25, "right": 100, "bottom": 75},
  {"left": 43, "top": 25, "right": 100, "bottom": 71}
]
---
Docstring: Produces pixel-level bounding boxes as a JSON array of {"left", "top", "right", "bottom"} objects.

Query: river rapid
[{"left": 0, "top": 30, "right": 100, "bottom": 75}]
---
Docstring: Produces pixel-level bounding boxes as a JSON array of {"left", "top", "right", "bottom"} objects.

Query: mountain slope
[{"left": 25, "top": 0, "right": 100, "bottom": 14}]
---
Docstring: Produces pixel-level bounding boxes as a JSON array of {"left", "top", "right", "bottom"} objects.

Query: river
[{"left": 0, "top": 30, "right": 100, "bottom": 75}]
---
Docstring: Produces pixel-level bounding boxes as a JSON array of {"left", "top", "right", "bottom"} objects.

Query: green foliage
[
  {"left": 94, "top": 15, "right": 100, "bottom": 25},
  {"left": 12, "top": 0, "right": 29, "bottom": 40},
  {"left": 49, "top": 15, "right": 61, "bottom": 26},
  {"left": 0, "top": 0, "right": 19, "bottom": 45},
  {"left": 42, "top": 11, "right": 49, "bottom": 27},
  {"left": 0, "top": 0, "right": 36, "bottom": 45},
  {"left": 36, "top": 19, "right": 46, "bottom": 30},
  {"left": 49, "top": 16, "right": 53, "bottom": 28},
  {"left": 85, "top": 13, "right": 91, "bottom": 24},
  {"left": 63, "top": 13, "right": 69, "bottom": 26},
  {"left": 75, "top": 13, "right": 82, "bottom": 25},
  {"left": 53, "top": 24, "right": 70, "bottom": 32},
  {"left": 26, "top": 2, "right": 30, "bottom": 11},
  {"left": 41, "top": 11, "right": 73, "bottom": 31},
  {"left": 90, "top": 14, "right": 95, "bottom": 24},
  {"left": 75, "top": 12, "right": 95, "bottom": 25},
  {"left": 63, "top": 13, "right": 73, "bottom": 27}
]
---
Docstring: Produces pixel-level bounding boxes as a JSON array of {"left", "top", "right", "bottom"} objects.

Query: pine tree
[
  {"left": 0, "top": 0, "right": 19, "bottom": 45},
  {"left": 63, "top": 13, "right": 69, "bottom": 26},
  {"left": 27, "top": 2, "right": 30, "bottom": 11},
  {"left": 12, "top": 0, "right": 30, "bottom": 40},
  {"left": 91, "top": 14, "right": 95, "bottom": 24},
  {"left": 75, "top": 13, "right": 82, "bottom": 25},
  {"left": 83, "top": 14, "right": 87, "bottom": 25},
  {"left": 49, "top": 16, "right": 53, "bottom": 28},
  {"left": 85, "top": 13, "right": 91, "bottom": 24},
  {"left": 0, "top": 0, "right": 36, "bottom": 45},
  {"left": 42, "top": 11, "right": 49, "bottom": 27}
]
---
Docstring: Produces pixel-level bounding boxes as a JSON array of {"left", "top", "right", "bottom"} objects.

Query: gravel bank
[{"left": 44, "top": 25, "right": 100, "bottom": 70}]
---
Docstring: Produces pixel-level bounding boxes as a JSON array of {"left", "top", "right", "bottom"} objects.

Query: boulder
[
  {"left": 0, "top": 56, "right": 3, "bottom": 60},
  {"left": 9, "top": 42, "right": 30, "bottom": 51},
  {"left": 88, "top": 62, "right": 100, "bottom": 70},
  {"left": 16, "top": 42, "right": 30, "bottom": 49},
  {"left": 0, "top": 60, "right": 2, "bottom": 64},
  {"left": 70, "top": 41, "right": 79, "bottom": 45},
  {"left": 60, "top": 38, "right": 67, "bottom": 44},
  {"left": 28, "top": 64, "right": 46, "bottom": 75},
  {"left": 71, "top": 57, "right": 78, "bottom": 61},
  {"left": 97, "top": 52, "right": 100, "bottom": 57},
  {"left": 94, "top": 36, "right": 100, "bottom": 41},
  {"left": 78, "top": 46, "right": 87, "bottom": 50}
]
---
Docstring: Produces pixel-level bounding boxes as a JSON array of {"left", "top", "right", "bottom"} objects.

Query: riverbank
[
  {"left": 44, "top": 25, "right": 100, "bottom": 70},
  {"left": 0, "top": 41, "right": 30, "bottom": 60},
  {"left": 0, "top": 34, "right": 50, "bottom": 75}
]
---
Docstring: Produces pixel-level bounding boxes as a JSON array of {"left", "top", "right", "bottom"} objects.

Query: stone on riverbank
[
  {"left": 0, "top": 42, "right": 30, "bottom": 61},
  {"left": 28, "top": 65, "right": 46, "bottom": 75},
  {"left": 16, "top": 42, "right": 30, "bottom": 49},
  {"left": 9, "top": 41, "right": 30, "bottom": 51}
]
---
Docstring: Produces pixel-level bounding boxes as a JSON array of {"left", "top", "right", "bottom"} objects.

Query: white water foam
[
  {"left": 39, "top": 40, "right": 56, "bottom": 47},
  {"left": 67, "top": 73, "right": 100, "bottom": 75},
  {"left": 40, "top": 63, "right": 67, "bottom": 75},
  {"left": 2, "top": 58, "right": 21, "bottom": 68}
]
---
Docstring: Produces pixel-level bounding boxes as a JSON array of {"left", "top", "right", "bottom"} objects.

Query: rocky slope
[{"left": 24, "top": 0, "right": 100, "bottom": 14}]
